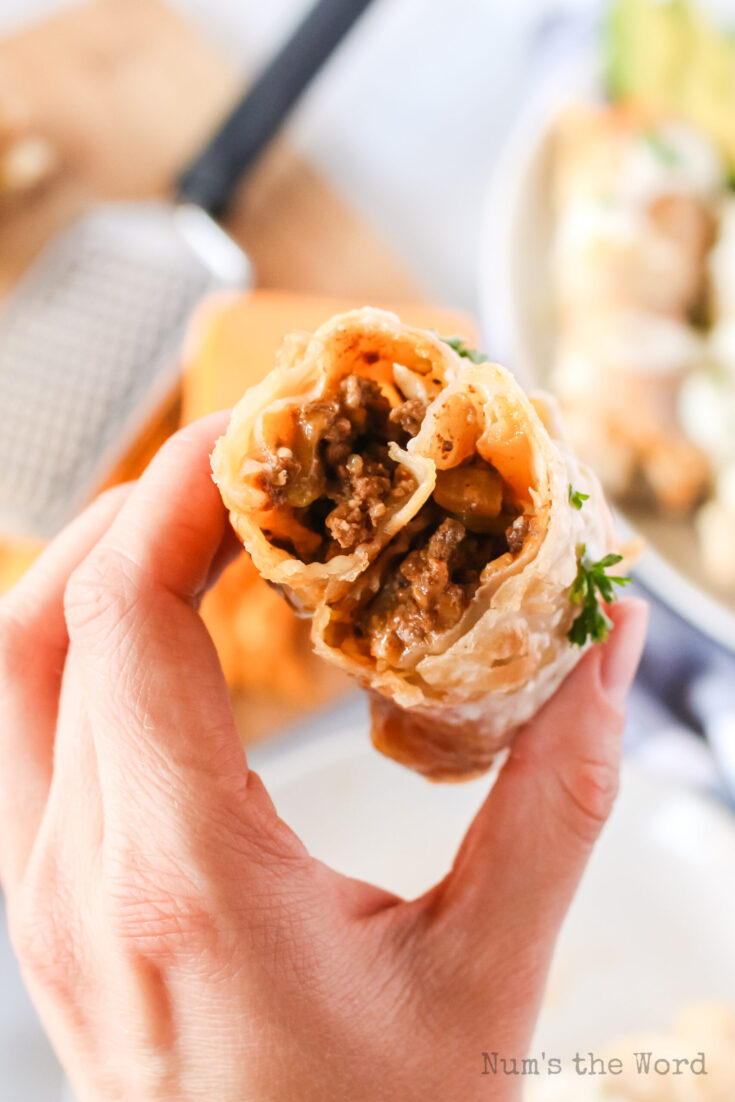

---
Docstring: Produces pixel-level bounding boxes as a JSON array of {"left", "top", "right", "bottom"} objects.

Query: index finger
[
  {"left": 62, "top": 413, "right": 256, "bottom": 834},
  {"left": 92, "top": 410, "right": 234, "bottom": 604},
  {"left": 0, "top": 484, "right": 131, "bottom": 891}
]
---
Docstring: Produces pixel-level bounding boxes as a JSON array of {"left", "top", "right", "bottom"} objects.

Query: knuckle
[
  {"left": 102, "top": 850, "right": 216, "bottom": 961},
  {"left": 83, "top": 483, "right": 130, "bottom": 524},
  {"left": 0, "top": 603, "right": 29, "bottom": 685},
  {"left": 155, "top": 423, "right": 202, "bottom": 470},
  {"left": 557, "top": 751, "right": 621, "bottom": 845},
  {"left": 63, "top": 545, "right": 137, "bottom": 640},
  {"left": 9, "top": 857, "right": 80, "bottom": 996},
  {"left": 106, "top": 890, "right": 215, "bottom": 963}
]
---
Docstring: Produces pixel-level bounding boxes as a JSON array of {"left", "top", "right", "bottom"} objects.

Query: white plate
[
  {"left": 257, "top": 726, "right": 735, "bottom": 1052},
  {"left": 478, "top": 42, "right": 735, "bottom": 655}
]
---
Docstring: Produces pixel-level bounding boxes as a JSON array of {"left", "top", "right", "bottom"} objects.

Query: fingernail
[{"left": 598, "top": 599, "right": 649, "bottom": 705}]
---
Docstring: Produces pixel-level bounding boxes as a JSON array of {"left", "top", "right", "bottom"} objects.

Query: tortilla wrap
[{"left": 212, "top": 308, "right": 619, "bottom": 779}]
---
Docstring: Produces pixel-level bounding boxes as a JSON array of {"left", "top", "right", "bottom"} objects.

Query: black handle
[{"left": 177, "top": 0, "right": 375, "bottom": 217}]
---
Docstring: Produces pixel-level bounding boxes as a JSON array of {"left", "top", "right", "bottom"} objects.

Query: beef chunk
[
  {"left": 505, "top": 514, "right": 529, "bottom": 554},
  {"left": 359, "top": 517, "right": 493, "bottom": 662},
  {"left": 325, "top": 454, "right": 393, "bottom": 550},
  {"left": 389, "top": 397, "right": 428, "bottom": 438},
  {"left": 258, "top": 373, "right": 415, "bottom": 561},
  {"left": 258, "top": 448, "right": 300, "bottom": 505}
]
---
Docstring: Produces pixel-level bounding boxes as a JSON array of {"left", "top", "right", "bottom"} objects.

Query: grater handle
[{"left": 176, "top": 0, "right": 375, "bottom": 218}]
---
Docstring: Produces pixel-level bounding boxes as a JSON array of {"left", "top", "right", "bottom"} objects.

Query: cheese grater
[{"left": 0, "top": 0, "right": 374, "bottom": 539}]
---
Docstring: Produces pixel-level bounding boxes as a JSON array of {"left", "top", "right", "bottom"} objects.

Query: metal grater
[
  {"left": 0, "top": 0, "right": 375, "bottom": 540},
  {"left": 0, "top": 203, "right": 248, "bottom": 538}
]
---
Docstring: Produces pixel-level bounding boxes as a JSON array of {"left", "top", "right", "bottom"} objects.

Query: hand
[{"left": 0, "top": 415, "right": 648, "bottom": 1102}]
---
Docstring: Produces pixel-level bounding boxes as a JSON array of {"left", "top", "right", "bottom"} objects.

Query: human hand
[{"left": 0, "top": 414, "right": 647, "bottom": 1102}]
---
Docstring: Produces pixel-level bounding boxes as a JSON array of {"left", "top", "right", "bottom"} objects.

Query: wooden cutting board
[{"left": 0, "top": 0, "right": 423, "bottom": 301}]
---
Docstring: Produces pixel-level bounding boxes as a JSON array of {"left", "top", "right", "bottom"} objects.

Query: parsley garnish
[
  {"left": 568, "top": 544, "right": 631, "bottom": 646},
  {"left": 569, "top": 484, "right": 589, "bottom": 510},
  {"left": 441, "top": 335, "right": 487, "bottom": 364},
  {"left": 642, "top": 130, "right": 678, "bottom": 166}
]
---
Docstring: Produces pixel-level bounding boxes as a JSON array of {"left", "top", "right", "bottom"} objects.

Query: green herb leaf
[
  {"left": 569, "top": 484, "right": 590, "bottom": 510},
  {"left": 642, "top": 130, "right": 679, "bottom": 166},
  {"left": 441, "top": 335, "right": 487, "bottom": 364},
  {"left": 567, "top": 544, "right": 632, "bottom": 646}
]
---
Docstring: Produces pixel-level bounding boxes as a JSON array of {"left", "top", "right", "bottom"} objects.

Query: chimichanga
[{"left": 212, "top": 308, "right": 625, "bottom": 780}]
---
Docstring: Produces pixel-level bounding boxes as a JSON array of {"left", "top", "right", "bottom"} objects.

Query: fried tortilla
[{"left": 212, "top": 308, "right": 619, "bottom": 779}]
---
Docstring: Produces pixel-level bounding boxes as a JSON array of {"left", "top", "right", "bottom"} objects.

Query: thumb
[{"left": 436, "top": 597, "right": 648, "bottom": 955}]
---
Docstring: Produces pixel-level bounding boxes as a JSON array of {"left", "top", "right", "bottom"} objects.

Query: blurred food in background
[
  {"left": 607, "top": 0, "right": 735, "bottom": 164},
  {"left": 550, "top": 106, "right": 721, "bottom": 512},
  {"left": 0, "top": 64, "right": 56, "bottom": 199},
  {"left": 544, "top": 0, "right": 735, "bottom": 600}
]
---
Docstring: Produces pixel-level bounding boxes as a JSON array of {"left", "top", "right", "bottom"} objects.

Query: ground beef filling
[
  {"left": 259, "top": 374, "right": 427, "bottom": 562},
  {"left": 389, "top": 397, "right": 426, "bottom": 437},
  {"left": 257, "top": 372, "right": 532, "bottom": 650},
  {"left": 506, "top": 514, "right": 530, "bottom": 554},
  {"left": 355, "top": 507, "right": 529, "bottom": 664}
]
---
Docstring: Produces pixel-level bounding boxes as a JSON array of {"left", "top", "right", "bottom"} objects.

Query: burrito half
[{"left": 212, "top": 308, "right": 626, "bottom": 780}]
